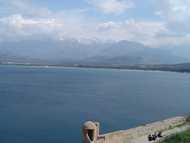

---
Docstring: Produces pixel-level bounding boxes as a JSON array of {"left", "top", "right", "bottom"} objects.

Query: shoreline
[{"left": 0, "top": 63, "right": 189, "bottom": 74}]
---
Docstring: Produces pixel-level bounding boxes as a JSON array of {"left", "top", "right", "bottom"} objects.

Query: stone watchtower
[{"left": 82, "top": 121, "right": 100, "bottom": 143}]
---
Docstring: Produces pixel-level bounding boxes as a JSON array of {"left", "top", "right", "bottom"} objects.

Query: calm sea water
[{"left": 0, "top": 65, "right": 190, "bottom": 143}]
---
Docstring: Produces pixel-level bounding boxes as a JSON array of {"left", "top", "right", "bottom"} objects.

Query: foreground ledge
[{"left": 82, "top": 116, "right": 190, "bottom": 143}]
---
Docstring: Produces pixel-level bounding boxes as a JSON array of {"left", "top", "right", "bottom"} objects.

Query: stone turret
[{"left": 82, "top": 121, "right": 100, "bottom": 143}]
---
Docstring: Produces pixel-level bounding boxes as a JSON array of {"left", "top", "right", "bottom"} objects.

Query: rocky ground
[{"left": 129, "top": 124, "right": 190, "bottom": 143}]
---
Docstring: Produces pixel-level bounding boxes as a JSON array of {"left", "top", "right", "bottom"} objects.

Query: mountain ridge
[{"left": 0, "top": 39, "right": 189, "bottom": 65}]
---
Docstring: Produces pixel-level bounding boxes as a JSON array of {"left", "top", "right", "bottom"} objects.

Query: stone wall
[{"left": 83, "top": 116, "right": 188, "bottom": 143}]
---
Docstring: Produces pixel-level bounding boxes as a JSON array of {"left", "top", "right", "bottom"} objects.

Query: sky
[{"left": 0, "top": 0, "right": 190, "bottom": 47}]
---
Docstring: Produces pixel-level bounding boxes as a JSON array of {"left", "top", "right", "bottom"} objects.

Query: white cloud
[
  {"left": 0, "top": 0, "right": 51, "bottom": 18},
  {"left": 156, "top": 0, "right": 190, "bottom": 22},
  {"left": 0, "top": 0, "right": 189, "bottom": 47},
  {"left": 0, "top": 15, "right": 62, "bottom": 29},
  {"left": 156, "top": 0, "right": 190, "bottom": 32},
  {"left": 88, "top": 0, "right": 134, "bottom": 14},
  {"left": 0, "top": 14, "right": 65, "bottom": 41},
  {"left": 0, "top": 13, "right": 168, "bottom": 46},
  {"left": 97, "top": 20, "right": 168, "bottom": 46}
]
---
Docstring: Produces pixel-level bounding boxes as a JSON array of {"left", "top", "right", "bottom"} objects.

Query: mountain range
[{"left": 0, "top": 39, "right": 190, "bottom": 66}]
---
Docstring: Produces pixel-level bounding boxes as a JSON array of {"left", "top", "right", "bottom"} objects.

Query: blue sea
[{"left": 0, "top": 65, "right": 190, "bottom": 143}]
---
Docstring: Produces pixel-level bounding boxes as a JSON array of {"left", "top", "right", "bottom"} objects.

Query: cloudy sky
[{"left": 0, "top": 0, "right": 190, "bottom": 47}]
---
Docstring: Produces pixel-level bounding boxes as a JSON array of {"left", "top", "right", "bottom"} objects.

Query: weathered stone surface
[{"left": 83, "top": 116, "right": 189, "bottom": 143}]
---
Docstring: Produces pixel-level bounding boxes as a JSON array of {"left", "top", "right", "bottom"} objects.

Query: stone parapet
[{"left": 83, "top": 116, "right": 188, "bottom": 143}]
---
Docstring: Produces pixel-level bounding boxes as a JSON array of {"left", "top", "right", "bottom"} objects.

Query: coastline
[{"left": 0, "top": 63, "right": 189, "bottom": 74}]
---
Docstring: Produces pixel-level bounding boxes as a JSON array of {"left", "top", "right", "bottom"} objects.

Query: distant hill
[
  {"left": 83, "top": 41, "right": 187, "bottom": 65},
  {"left": 0, "top": 39, "right": 189, "bottom": 66}
]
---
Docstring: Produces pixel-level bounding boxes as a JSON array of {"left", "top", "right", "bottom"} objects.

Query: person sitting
[
  {"left": 152, "top": 133, "right": 157, "bottom": 141},
  {"left": 157, "top": 131, "right": 163, "bottom": 138},
  {"left": 148, "top": 134, "right": 152, "bottom": 141}
]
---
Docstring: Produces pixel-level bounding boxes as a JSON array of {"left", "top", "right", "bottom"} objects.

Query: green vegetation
[{"left": 162, "top": 129, "right": 190, "bottom": 143}]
